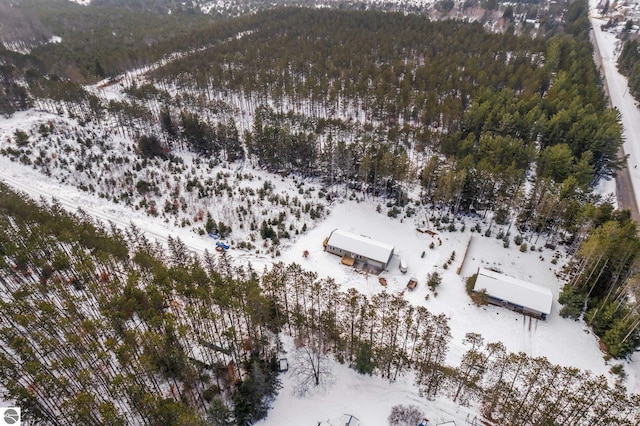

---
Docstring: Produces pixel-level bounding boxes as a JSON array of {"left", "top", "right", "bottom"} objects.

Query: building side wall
[
  {"left": 327, "top": 245, "right": 387, "bottom": 269},
  {"left": 485, "top": 295, "right": 547, "bottom": 320},
  {"left": 326, "top": 230, "right": 394, "bottom": 266},
  {"left": 367, "top": 259, "right": 384, "bottom": 269}
]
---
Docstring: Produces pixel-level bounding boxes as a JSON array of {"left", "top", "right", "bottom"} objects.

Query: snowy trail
[
  {"left": 85, "top": 29, "right": 256, "bottom": 101},
  {"left": 0, "top": 160, "right": 189, "bottom": 253},
  {"left": 0, "top": 157, "right": 281, "bottom": 274}
]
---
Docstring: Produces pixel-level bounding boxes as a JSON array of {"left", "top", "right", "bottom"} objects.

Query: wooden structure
[
  {"left": 457, "top": 236, "right": 473, "bottom": 275},
  {"left": 407, "top": 277, "right": 418, "bottom": 290},
  {"left": 416, "top": 228, "right": 438, "bottom": 237},
  {"left": 341, "top": 255, "right": 356, "bottom": 266},
  {"left": 319, "top": 414, "right": 360, "bottom": 426}
]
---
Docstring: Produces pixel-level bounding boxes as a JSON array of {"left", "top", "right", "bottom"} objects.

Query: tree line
[
  {"left": 143, "top": 5, "right": 622, "bottom": 230},
  {"left": 3, "top": 4, "right": 623, "bottom": 211},
  {"left": 558, "top": 208, "right": 640, "bottom": 358},
  {"left": 618, "top": 37, "right": 640, "bottom": 101}
]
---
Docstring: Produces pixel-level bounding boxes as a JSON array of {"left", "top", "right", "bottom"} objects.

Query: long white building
[
  {"left": 473, "top": 268, "right": 553, "bottom": 319},
  {"left": 324, "top": 229, "right": 395, "bottom": 271}
]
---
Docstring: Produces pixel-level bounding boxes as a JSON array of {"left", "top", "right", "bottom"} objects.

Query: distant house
[
  {"left": 324, "top": 229, "right": 395, "bottom": 271},
  {"left": 473, "top": 268, "right": 553, "bottom": 320}
]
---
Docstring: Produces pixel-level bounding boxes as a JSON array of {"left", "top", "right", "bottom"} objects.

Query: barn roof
[
  {"left": 474, "top": 268, "right": 553, "bottom": 315},
  {"left": 327, "top": 229, "right": 394, "bottom": 265}
]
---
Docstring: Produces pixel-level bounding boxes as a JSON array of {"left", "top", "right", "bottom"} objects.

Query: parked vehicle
[{"left": 407, "top": 277, "right": 418, "bottom": 290}]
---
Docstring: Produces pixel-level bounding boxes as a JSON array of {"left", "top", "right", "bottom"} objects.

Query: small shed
[
  {"left": 473, "top": 268, "right": 553, "bottom": 319},
  {"left": 324, "top": 229, "right": 395, "bottom": 270}
]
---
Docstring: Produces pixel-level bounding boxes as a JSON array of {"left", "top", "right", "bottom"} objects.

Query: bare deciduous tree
[{"left": 291, "top": 343, "right": 333, "bottom": 397}]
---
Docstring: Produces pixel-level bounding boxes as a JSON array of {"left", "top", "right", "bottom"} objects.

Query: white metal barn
[
  {"left": 324, "top": 229, "right": 395, "bottom": 271},
  {"left": 473, "top": 268, "right": 553, "bottom": 319}
]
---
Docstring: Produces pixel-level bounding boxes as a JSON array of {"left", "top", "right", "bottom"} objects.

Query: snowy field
[
  {"left": 260, "top": 336, "right": 479, "bottom": 426},
  {"left": 0, "top": 141, "right": 636, "bottom": 423},
  {"left": 0, "top": 5, "right": 639, "bottom": 420},
  {"left": 263, "top": 199, "right": 636, "bottom": 425}
]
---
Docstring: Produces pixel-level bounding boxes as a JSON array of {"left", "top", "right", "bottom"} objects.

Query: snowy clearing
[
  {"left": 0, "top": 3, "right": 638, "bottom": 419},
  {"left": 0, "top": 138, "right": 635, "bottom": 423}
]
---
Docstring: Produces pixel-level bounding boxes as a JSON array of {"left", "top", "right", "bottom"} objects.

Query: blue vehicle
[
  {"left": 215, "top": 241, "right": 230, "bottom": 250},
  {"left": 208, "top": 232, "right": 220, "bottom": 239}
]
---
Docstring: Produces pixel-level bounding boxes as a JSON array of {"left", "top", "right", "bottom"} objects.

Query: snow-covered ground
[
  {"left": 0, "top": 5, "right": 638, "bottom": 421},
  {"left": 1, "top": 135, "right": 636, "bottom": 423},
  {"left": 261, "top": 336, "right": 479, "bottom": 426},
  {"left": 262, "top": 199, "right": 635, "bottom": 425}
]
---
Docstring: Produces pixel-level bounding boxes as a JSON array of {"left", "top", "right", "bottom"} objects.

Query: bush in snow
[
  {"left": 387, "top": 404, "right": 424, "bottom": 426},
  {"left": 427, "top": 272, "right": 442, "bottom": 292}
]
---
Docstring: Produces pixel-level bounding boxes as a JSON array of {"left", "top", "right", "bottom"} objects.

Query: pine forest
[{"left": 1, "top": 0, "right": 640, "bottom": 423}]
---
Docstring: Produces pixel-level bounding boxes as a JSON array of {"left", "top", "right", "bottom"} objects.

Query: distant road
[
  {"left": 590, "top": 25, "right": 640, "bottom": 223},
  {"left": 615, "top": 151, "right": 640, "bottom": 222}
]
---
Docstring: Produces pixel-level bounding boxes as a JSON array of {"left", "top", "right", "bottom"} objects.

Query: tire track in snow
[
  {"left": 0, "top": 163, "right": 278, "bottom": 272},
  {"left": 0, "top": 166, "right": 179, "bottom": 252}
]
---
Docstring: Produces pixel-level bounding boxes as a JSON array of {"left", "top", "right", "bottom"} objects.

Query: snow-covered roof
[
  {"left": 474, "top": 268, "right": 553, "bottom": 315},
  {"left": 327, "top": 229, "right": 394, "bottom": 265}
]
